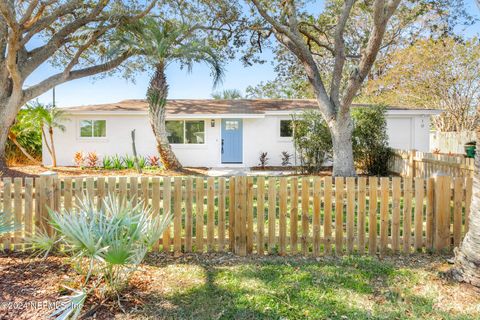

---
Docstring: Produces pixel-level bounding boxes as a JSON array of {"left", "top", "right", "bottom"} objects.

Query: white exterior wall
[{"left": 43, "top": 111, "right": 432, "bottom": 167}]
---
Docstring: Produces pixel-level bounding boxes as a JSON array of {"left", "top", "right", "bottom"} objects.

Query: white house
[{"left": 43, "top": 99, "right": 441, "bottom": 167}]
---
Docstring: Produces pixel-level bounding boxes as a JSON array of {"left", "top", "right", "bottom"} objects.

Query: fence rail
[
  {"left": 390, "top": 149, "right": 475, "bottom": 178},
  {"left": 0, "top": 175, "right": 473, "bottom": 256}
]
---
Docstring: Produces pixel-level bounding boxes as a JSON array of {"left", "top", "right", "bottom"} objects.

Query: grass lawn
[{"left": 1, "top": 253, "right": 479, "bottom": 319}]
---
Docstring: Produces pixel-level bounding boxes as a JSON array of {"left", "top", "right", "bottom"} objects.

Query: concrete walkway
[{"left": 207, "top": 168, "right": 295, "bottom": 177}]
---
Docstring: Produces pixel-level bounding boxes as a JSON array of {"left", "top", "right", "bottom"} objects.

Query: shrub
[
  {"left": 102, "top": 155, "right": 113, "bottom": 169},
  {"left": 31, "top": 194, "right": 171, "bottom": 319},
  {"left": 137, "top": 156, "right": 147, "bottom": 169},
  {"left": 123, "top": 155, "right": 135, "bottom": 169},
  {"left": 281, "top": 151, "right": 292, "bottom": 166},
  {"left": 293, "top": 105, "right": 393, "bottom": 175},
  {"left": 292, "top": 111, "right": 332, "bottom": 174},
  {"left": 148, "top": 155, "right": 160, "bottom": 167},
  {"left": 73, "top": 151, "right": 84, "bottom": 167},
  {"left": 258, "top": 152, "right": 269, "bottom": 169},
  {"left": 112, "top": 154, "right": 124, "bottom": 170},
  {"left": 351, "top": 105, "right": 393, "bottom": 176},
  {"left": 85, "top": 151, "right": 99, "bottom": 168}
]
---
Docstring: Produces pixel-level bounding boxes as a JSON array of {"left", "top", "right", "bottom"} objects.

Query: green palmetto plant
[
  {"left": 113, "top": 17, "right": 224, "bottom": 170},
  {"left": 31, "top": 194, "right": 171, "bottom": 319},
  {"left": 0, "top": 212, "right": 17, "bottom": 235}
]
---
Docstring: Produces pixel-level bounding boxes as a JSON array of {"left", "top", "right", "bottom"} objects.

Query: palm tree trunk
[
  {"left": 48, "top": 126, "right": 57, "bottom": 167},
  {"left": 452, "top": 106, "right": 480, "bottom": 287},
  {"left": 147, "top": 62, "right": 182, "bottom": 170},
  {"left": 7, "top": 132, "right": 41, "bottom": 164}
]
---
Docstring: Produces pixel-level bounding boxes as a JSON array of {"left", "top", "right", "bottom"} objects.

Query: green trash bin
[{"left": 464, "top": 141, "right": 476, "bottom": 158}]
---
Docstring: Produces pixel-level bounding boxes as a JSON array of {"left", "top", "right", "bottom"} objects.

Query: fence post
[
  {"left": 408, "top": 149, "right": 417, "bottom": 177},
  {"left": 39, "top": 171, "right": 58, "bottom": 237}
]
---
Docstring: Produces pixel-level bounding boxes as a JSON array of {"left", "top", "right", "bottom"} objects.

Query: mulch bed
[{"left": 0, "top": 165, "right": 209, "bottom": 178}]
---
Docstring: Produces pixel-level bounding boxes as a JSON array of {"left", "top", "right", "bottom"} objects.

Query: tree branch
[
  {"left": 330, "top": 0, "right": 355, "bottom": 106},
  {"left": 21, "top": 51, "right": 132, "bottom": 105},
  {"left": 341, "top": 0, "right": 401, "bottom": 110}
]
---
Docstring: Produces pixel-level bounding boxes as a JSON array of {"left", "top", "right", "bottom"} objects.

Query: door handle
[{"left": 221, "top": 139, "right": 224, "bottom": 153}]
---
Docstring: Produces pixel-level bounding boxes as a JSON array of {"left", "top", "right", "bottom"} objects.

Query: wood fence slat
[
  {"left": 185, "top": 177, "right": 193, "bottom": 252},
  {"left": 403, "top": 177, "right": 413, "bottom": 253},
  {"left": 152, "top": 177, "right": 161, "bottom": 251},
  {"left": 236, "top": 176, "right": 247, "bottom": 256},
  {"left": 34, "top": 177, "right": 43, "bottom": 230},
  {"left": 246, "top": 177, "right": 254, "bottom": 254},
  {"left": 453, "top": 177, "right": 463, "bottom": 247},
  {"left": 64, "top": 177, "right": 72, "bottom": 212},
  {"left": 13, "top": 178, "right": 22, "bottom": 250},
  {"left": 434, "top": 176, "right": 451, "bottom": 251},
  {"left": 392, "top": 177, "right": 401, "bottom": 253},
  {"left": 290, "top": 177, "right": 298, "bottom": 254},
  {"left": 86, "top": 177, "right": 95, "bottom": 202},
  {"left": 217, "top": 178, "right": 226, "bottom": 252},
  {"left": 107, "top": 177, "right": 116, "bottom": 197},
  {"left": 195, "top": 177, "right": 204, "bottom": 252},
  {"left": 324, "top": 177, "right": 332, "bottom": 255},
  {"left": 346, "top": 177, "right": 355, "bottom": 254},
  {"left": 2, "top": 178, "right": 12, "bottom": 249},
  {"left": 174, "top": 177, "right": 182, "bottom": 255},
  {"left": 380, "top": 178, "right": 389, "bottom": 256},
  {"left": 357, "top": 177, "right": 366, "bottom": 254},
  {"left": 301, "top": 177, "right": 310, "bottom": 255},
  {"left": 426, "top": 178, "right": 435, "bottom": 249},
  {"left": 129, "top": 176, "right": 138, "bottom": 206},
  {"left": 97, "top": 177, "right": 105, "bottom": 210},
  {"left": 207, "top": 177, "right": 215, "bottom": 252},
  {"left": 414, "top": 178, "right": 424, "bottom": 251},
  {"left": 24, "top": 178, "right": 33, "bottom": 242},
  {"left": 279, "top": 178, "right": 287, "bottom": 256},
  {"left": 228, "top": 177, "right": 235, "bottom": 251},
  {"left": 313, "top": 177, "right": 321, "bottom": 256},
  {"left": 368, "top": 177, "right": 378, "bottom": 256},
  {"left": 118, "top": 177, "right": 127, "bottom": 205},
  {"left": 257, "top": 177, "right": 265, "bottom": 255},
  {"left": 163, "top": 177, "right": 171, "bottom": 252},
  {"left": 268, "top": 177, "right": 276, "bottom": 254},
  {"left": 335, "top": 177, "right": 344, "bottom": 255},
  {"left": 464, "top": 177, "right": 473, "bottom": 233},
  {"left": 140, "top": 177, "right": 149, "bottom": 208}
]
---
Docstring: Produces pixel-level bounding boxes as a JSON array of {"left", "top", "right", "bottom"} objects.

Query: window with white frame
[
  {"left": 80, "top": 120, "right": 106, "bottom": 138},
  {"left": 166, "top": 120, "right": 205, "bottom": 144}
]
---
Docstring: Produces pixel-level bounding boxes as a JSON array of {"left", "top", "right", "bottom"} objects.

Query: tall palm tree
[
  {"left": 118, "top": 18, "right": 224, "bottom": 170},
  {"left": 33, "top": 104, "right": 67, "bottom": 168},
  {"left": 452, "top": 0, "right": 480, "bottom": 287}
]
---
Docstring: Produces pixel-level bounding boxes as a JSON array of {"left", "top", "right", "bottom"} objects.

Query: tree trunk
[
  {"left": 48, "top": 127, "right": 57, "bottom": 167},
  {"left": 0, "top": 100, "right": 22, "bottom": 168},
  {"left": 452, "top": 108, "right": 480, "bottom": 287},
  {"left": 328, "top": 113, "right": 356, "bottom": 177},
  {"left": 147, "top": 63, "right": 182, "bottom": 171}
]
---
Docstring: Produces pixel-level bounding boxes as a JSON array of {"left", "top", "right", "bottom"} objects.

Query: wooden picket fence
[
  {"left": 0, "top": 174, "right": 473, "bottom": 256},
  {"left": 390, "top": 149, "right": 475, "bottom": 178}
]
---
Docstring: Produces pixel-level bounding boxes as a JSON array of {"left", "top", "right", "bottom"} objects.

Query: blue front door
[{"left": 221, "top": 119, "right": 243, "bottom": 163}]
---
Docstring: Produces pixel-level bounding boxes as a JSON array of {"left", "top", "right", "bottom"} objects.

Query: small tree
[
  {"left": 116, "top": 18, "right": 225, "bottom": 170},
  {"left": 31, "top": 103, "right": 68, "bottom": 167}
]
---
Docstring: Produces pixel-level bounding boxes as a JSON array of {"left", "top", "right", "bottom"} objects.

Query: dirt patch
[{"left": 0, "top": 165, "right": 209, "bottom": 178}]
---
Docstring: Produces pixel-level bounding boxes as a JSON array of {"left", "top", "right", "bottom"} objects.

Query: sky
[{"left": 31, "top": 0, "right": 480, "bottom": 108}]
